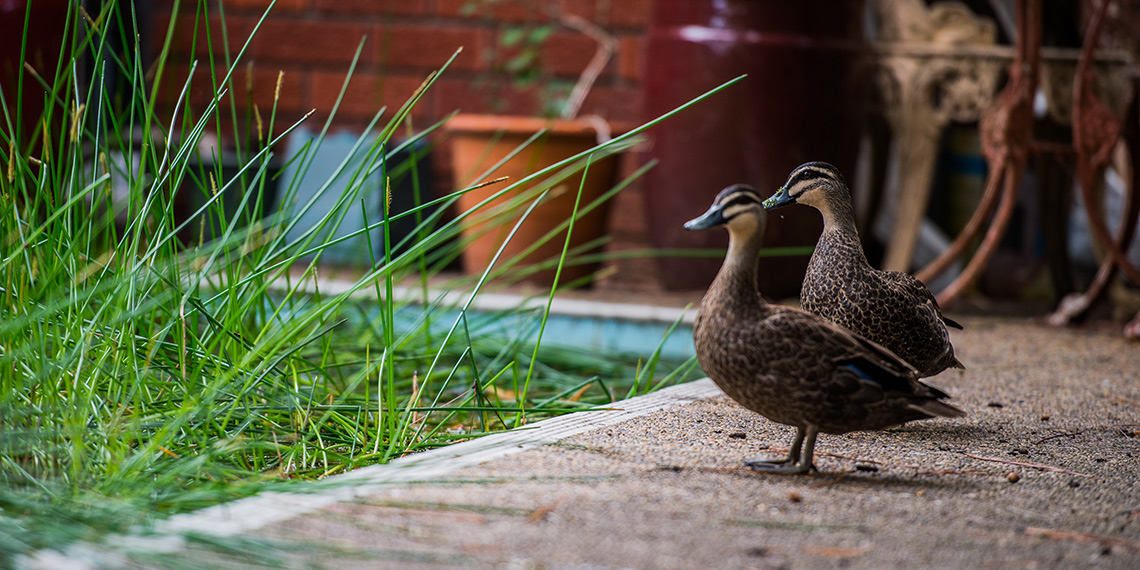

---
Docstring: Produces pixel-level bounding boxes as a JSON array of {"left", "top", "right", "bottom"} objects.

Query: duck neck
[
  {"left": 817, "top": 189, "right": 859, "bottom": 235},
  {"left": 709, "top": 226, "right": 766, "bottom": 312},
  {"left": 816, "top": 191, "right": 871, "bottom": 267}
]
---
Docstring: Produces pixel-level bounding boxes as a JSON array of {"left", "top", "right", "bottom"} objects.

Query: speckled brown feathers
[
  {"left": 685, "top": 185, "right": 964, "bottom": 473},
  {"left": 764, "top": 162, "right": 964, "bottom": 377}
]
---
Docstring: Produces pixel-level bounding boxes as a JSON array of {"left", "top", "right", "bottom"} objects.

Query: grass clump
[{"left": 0, "top": 0, "right": 735, "bottom": 564}]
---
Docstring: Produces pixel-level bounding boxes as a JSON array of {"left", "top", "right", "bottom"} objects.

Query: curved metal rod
[
  {"left": 936, "top": 160, "right": 1022, "bottom": 307},
  {"left": 1124, "top": 146, "right": 1140, "bottom": 274},
  {"left": 1128, "top": 98, "right": 1140, "bottom": 339},
  {"left": 1071, "top": 0, "right": 1140, "bottom": 285},
  {"left": 923, "top": 0, "right": 1039, "bottom": 294},
  {"left": 1075, "top": 161, "right": 1140, "bottom": 284},
  {"left": 1072, "top": 0, "right": 1112, "bottom": 164},
  {"left": 1048, "top": 160, "right": 1139, "bottom": 325},
  {"left": 914, "top": 157, "right": 1006, "bottom": 284}
]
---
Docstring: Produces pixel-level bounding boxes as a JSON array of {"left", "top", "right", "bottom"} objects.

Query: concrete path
[{"left": 156, "top": 316, "right": 1140, "bottom": 568}]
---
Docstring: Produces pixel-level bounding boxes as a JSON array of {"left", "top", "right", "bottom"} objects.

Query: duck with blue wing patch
[{"left": 685, "top": 185, "right": 964, "bottom": 474}]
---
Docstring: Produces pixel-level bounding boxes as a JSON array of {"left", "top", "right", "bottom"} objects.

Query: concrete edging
[
  {"left": 157, "top": 378, "right": 722, "bottom": 538},
  {"left": 285, "top": 276, "right": 696, "bottom": 326}
]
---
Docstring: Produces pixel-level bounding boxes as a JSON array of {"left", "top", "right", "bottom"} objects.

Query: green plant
[
  {"left": 463, "top": 0, "right": 614, "bottom": 118},
  {"left": 0, "top": 0, "right": 737, "bottom": 564}
]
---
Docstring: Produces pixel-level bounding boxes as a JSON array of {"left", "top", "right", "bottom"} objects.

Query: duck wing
[
  {"left": 764, "top": 307, "right": 965, "bottom": 419},
  {"left": 881, "top": 270, "right": 963, "bottom": 330}
]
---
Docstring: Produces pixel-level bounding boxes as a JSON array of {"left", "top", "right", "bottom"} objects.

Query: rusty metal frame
[{"left": 914, "top": 0, "right": 1040, "bottom": 307}]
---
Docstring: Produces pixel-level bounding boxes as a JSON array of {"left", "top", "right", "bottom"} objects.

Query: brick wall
[
  {"left": 154, "top": 0, "right": 647, "bottom": 136},
  {"left": 154, "top": 0, "right": 658, "bottom": 291}
]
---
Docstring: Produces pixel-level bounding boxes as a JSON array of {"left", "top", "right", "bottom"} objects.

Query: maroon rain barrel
[{"left": 642, "top": 0, "right": 867, "bottom": 295}]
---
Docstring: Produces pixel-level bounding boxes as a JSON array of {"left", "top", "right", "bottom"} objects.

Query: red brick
[
  {"left": 315, "top": 0, "right": 429, "bottom": 16},
  {"left": 152, "top": 0, "right": 192, "bottom": 15},
  {"left": 226, "top": 0, "right": 312, "bottom": 12},
  {"left": 608, "top": 0, "right": 650, "bottom": 28},
  {"left": 195, "top": 116, "right": 298, "bottom": 150},
  {"left": 616, "top": 35, "right": 642, "bottom": 81},
  {"left": 155, "top": 63, "right": 307, "bottom": 119},
  {"left": 251, "top": 19, "right": 375, "bottom": 66},
  {"left": 377, "top": 24, "right": 484, "bottom": 71},
  {"left": 575, "top": 84, "right": 639, "bottom": 123},
  {"left": 230, "top": 66, "right": 308, "bottom": 115},
  {"left": 539, "top": 30, "right": 603, "bottom": 78},
  {"left": 150, "top": 6, "right": 174, "bottom": 55},
  {"left": 166, "top": 13, "right": 254, "bottom": 58},
  {"left": 608, "top": 183, "right": 648, "bottom": 238},
  {"left": 559, "top": 0, "right": 605, "bottom": 24},
  {"left": 155, "top": 64, "right": 215, "bottom": 111},
  {"left": 432, "top": 76, "right": 539, "bottom": 117},
  {"left": 437, "top": 0, "right": 552, "bottom": 22},
  {"left": 309, "top": 70, "right": 431, "bottom": 121}
]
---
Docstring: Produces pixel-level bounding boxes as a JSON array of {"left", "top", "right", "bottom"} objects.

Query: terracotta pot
[
  {"left": 444, "top": 114, "right": 620, "bottom": 286},
  {"left": 642, "top": 0, "right": 867, "bottom": 294}
]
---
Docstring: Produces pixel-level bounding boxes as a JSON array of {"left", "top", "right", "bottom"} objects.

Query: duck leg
[
  {"left": 744, "top": 425, "right": 818, "bottom": 474},
  {"left": 744, "top": 426, "right": 804, "bottom": 466}
]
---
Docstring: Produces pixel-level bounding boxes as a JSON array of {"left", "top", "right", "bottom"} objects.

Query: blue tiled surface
[{"left": 387, "top": 304, "right": 695, "bottom": 361}]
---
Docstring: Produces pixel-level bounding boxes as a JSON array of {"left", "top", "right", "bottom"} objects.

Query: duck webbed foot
[
  {"left": 743, "top": 425, "right": 818, "bottom": 475},
  {"left": 744, "top": 459, "right": 815, "bottom": 474}
]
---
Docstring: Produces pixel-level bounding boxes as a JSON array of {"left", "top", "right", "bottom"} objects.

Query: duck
[
  {"left": 685, "top": 184, "right": 965, "bottom": 474},
  {"left": 763, "top": 162, "right": 964, "bottom": 377}
]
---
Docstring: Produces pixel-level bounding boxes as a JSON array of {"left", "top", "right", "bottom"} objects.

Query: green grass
[{"left": 0, "top": 0, "right": 741, "bottom": 565}]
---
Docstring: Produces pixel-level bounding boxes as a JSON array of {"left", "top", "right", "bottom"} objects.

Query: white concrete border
[
  {"left": 22, "top": 382, "right": 724, "bottom": 569},
  {"left": 158, "top": 378, "right": 721, "bottom": 538},
  {"left": 282, "top": 275, "right": 696, "bottom": 325}
]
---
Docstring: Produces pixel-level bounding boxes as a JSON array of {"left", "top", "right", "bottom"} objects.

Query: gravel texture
[{"left": 236, "top": 316, "right": 1140, "bottom": 569}]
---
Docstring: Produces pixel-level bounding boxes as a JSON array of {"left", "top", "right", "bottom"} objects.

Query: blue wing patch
[{"left": 843, "top": 364, "right": 874, "bottom": 381}]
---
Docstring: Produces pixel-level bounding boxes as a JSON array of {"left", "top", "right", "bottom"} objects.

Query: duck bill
[
  {"left": 762, "top": 187, "right": 796, "bottom": 210},
  {"left": 684, "top": 205, "right": 727, "bottom": 230}
]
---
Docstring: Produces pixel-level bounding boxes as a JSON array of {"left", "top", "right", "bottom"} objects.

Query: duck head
[
  {"left": 763, "top": 161, "right": 848, "bottom": 211},
  {"left": 684, "top": 184, "right": 767, "bottom": 234}
]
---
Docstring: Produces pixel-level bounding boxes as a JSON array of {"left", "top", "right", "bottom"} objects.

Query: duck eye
[{"left": 799, "top": 171, "right": 812, "bottom": 180}]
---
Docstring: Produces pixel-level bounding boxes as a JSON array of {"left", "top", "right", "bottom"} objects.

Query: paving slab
[{"left": 139, "top": 316, "right": 1140, "bottom": 568}]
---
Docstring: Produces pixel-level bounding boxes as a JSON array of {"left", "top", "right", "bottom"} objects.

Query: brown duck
[
  {"left": 763, "top": 162, "right": 964, "bottom": 377},
  {"left": 686, "top": 184, "right": 964, "bottom": 474}
]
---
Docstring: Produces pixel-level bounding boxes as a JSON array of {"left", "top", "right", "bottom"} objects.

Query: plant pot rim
[{"left": 443, "top": 113, "right": 622, "bottom": 137}]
